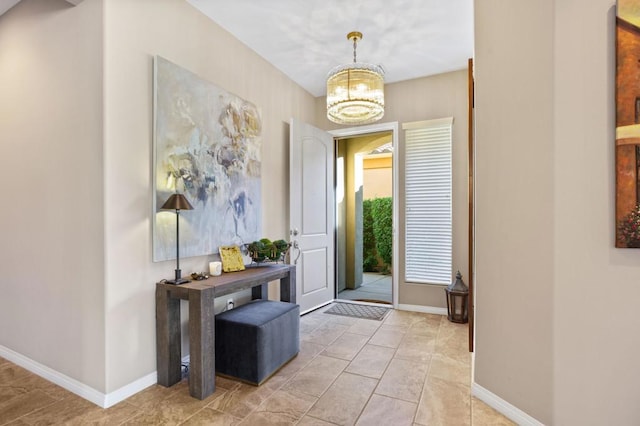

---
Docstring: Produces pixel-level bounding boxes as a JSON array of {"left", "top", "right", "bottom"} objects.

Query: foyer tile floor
[{"left": 0, "top": 306, "right": 514, "bottom": 425}]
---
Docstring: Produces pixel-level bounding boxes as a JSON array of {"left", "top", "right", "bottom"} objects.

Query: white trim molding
[
  {"left": 472, "top": 382, "right": 545, "bottom": 426},
  {"left": 397, "top": 303, "right": 448, "bottom": 316},
  {"left": 0, "top": 344, "right": 167, "bottom": 408}
]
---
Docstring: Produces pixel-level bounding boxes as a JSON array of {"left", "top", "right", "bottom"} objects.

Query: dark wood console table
[{"left": 155, "top": 264, "right": 296, "bottom": 399}]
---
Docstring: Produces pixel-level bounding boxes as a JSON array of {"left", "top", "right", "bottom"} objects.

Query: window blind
[{"left": 403, "top": 118, "right": 453, "bottom": 285}]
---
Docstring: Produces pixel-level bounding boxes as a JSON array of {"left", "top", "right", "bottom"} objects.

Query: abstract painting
[
  {"left": 153, "top": 56, "right": 261, "bottom": 261},
  {"left": 616, "top": 1, "right": 640, "bottom": 247}
]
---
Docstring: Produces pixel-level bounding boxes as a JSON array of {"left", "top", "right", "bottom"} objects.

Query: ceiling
[
  {"left": 187, "top": 0, "right": 474, "bottom": 97},
  {"left": 0, "top": 0, "right": 20, "bottom": 16},
  {"left": 0, "top": 0, "right": 474, "bottom": 98}
]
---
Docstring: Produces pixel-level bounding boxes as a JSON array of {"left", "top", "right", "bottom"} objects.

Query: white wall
[
  {"left": 475, "top": 0, "right": 640, "bottom": 424},
  {"left": 102, "top": 0, "right": 316, "bottom": 392},
  {"left": 0, "top": 0, "right": 106, "bottom": 391}
]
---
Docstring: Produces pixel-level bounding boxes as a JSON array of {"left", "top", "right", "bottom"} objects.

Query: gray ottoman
[{"left": 215, "top": 299, "right": 300, "bottom": 385}]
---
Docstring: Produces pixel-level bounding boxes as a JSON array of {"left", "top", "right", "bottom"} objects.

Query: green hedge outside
[{"left": 363, "top": 197, "right": 392, "bottom": 273}]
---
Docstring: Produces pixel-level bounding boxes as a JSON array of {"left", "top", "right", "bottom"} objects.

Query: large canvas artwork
[
  {"left": 616, "top": 1, "right": 640, "bottom": 247},
  {"left": 153, "top": 56, "right": 262, "bottom": 261}
]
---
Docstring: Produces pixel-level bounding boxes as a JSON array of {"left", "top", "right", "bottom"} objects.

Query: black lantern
[{"left": 445, "top": 271, "right": 469, "bottom": 323}]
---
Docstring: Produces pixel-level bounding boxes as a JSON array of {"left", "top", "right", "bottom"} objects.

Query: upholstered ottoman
[{"left": 215, "top": 299, "right": 300, "bottom": 385}]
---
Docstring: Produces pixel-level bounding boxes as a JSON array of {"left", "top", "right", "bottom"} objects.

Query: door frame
[{"left": 330, "top": 122, "right": 400, "bottom": 309}]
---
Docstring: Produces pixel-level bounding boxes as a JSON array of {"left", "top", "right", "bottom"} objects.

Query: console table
[{"left": 155, "top": 264, "right": 296, "bottom": 399}]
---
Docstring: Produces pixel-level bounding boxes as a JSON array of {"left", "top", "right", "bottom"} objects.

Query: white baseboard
[
  {"left": 103, "top": 371, "right": 157, "bottom": 408},
  {"left": 0, "top": 344, "right": 107, "bottom": 407},
  {"left": 472, "top": 382, "right": 545, "bottom": 426},
  {"left": 0, "top": 344, "right": 189, "bottom": 408},
  {"left": 396, "top": 303, "right": 448, "bottom": 315}
]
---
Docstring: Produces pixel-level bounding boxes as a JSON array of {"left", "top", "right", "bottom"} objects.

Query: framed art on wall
[
  {"left": 153, "top": 56, "right": 262, "bottom": 261},
  {"left": 616, "top": 0, "right": 640, "bottom": 247}
]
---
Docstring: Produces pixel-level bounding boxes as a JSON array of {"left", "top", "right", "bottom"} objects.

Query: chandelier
[{"left": 326, "top": 31, "right": 385, "bottom": 125}]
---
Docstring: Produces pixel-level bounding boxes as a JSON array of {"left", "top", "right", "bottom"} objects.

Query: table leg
[
  {"left": 281, "top": 265, "right": 296, "bottom": 303},
  {"left": 156, "top": 287, "right": 181, "bottom": 387},
  {"left": 188, "top": 289, "right": 216, "bottom": 399},
  {"left": 252, "top": 283, "right": 268, "bottom": 300}
]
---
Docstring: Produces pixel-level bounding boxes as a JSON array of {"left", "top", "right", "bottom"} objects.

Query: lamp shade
[{"left": 160, "top": 193, "right": 194, "bottom": 211}]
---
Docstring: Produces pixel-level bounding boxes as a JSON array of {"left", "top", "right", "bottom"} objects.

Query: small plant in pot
[{"left": 245, "top": 238, "right": 291, "bottom": 263}]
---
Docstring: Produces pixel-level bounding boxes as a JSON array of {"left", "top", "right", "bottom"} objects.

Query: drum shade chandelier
[{"left": 326, "top": 31, "right": 385, "bottom": 125}]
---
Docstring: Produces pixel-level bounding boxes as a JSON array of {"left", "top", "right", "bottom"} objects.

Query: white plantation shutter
[{"left": 403, "top": 118, "right": 453, "bottom": 285}]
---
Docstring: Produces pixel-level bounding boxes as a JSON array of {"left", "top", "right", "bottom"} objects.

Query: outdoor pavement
[{"left": 337, "top": 272, "right": 392, "bottom": 304}]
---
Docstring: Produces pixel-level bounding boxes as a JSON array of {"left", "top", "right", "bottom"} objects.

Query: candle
[{"left": 209, "top": 261, "right": 222, "bottom": 276}]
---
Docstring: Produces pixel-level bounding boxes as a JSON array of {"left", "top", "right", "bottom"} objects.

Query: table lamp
[{"left": 160, "top": 193, "right": 194, "bottom": 284}]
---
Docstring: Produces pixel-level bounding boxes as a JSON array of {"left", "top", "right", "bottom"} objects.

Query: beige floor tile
[
  {"left": 375, "top": 358, "right": 429, "bottom": 403},
  {"left": 356, "top": 394, "right": 417, "bottom": 426},
  {"left": 297, "top": 415, "right": 338, "bottom": 425},
  {"left": 300, "top": 313, "right": 330, "bottom": 335},
  {"left": 282, "top": 355, "right": 348, "bottom": 397},
  {"left": 0, "top": 389, "right": 57, "bottom": 424},
  {"left": 346, "top": 319, "right": 382, "bottom": 336},
  {"left": 273, "top": 342, "right": 325, "bottom": 380},
  {"left": 307, "top": 372, "right": 377, "bottom": 425},
  {"left": 407, "top": 315, "right": 442, "bottom": 337},
  {"left": 434, "top": 341, "right": 472, "bottom": 366},
  {"left": 428, "top": 354, "right": 471, "bottom": 386},
  {"left": 9, "top": 373, "right": 74, "bottom": 401},
  {"left": 126, "top": 385, "right": 227, "bottom": 424},
  {"left": 345, "top": 344, "right": 395, "bottom": 379},
  {"left": 125, "top": 382, "right": 187, "bottom": 412},
  {"left": 435, "top": 321, "right": 471, "bottom": 364},
  {"left": 0, "top": 309, "right": 506, "bottom": 426},
  {"left": 215, "top": 375, "right": 244, "bottom": 391},
  {"left": 240, "top": 388, "right": 317, "bottom": 425},
  {"left": 0, "top": 364, "right": 32, "bottom": 388},
  {"left": 181, "top": 407, "right": 241, "bottom": 425},
  {"left": 69, "top": 400, "right": 142, "bottom": 425},
  {"left": 301, "top": 322, "right": 350, "bottom": 347},
  {"left": 208, "top": 383, "right": 276, "bottom": 419},
  {"left": 395, "top": 333, "right": 437, "bottom": 362},
  {"left": 415, "top": 376, "right": 470, "bottom": 426},
  {"left": 471, "top": 397, "right": 516, "bottom": 425},
  {"left": 17, "top": 395, "right": 96, "bottom": 424},
  {"left": 368, "top": 325, "right": 406, "bottom": 348},
  {"left": 0, "top": 386, "right": 27, "bottom": 405},
  {"left": 122, "top": 411, "right": 176, "bottom": 425},
  {"left": 321, "top": 332, "right": 369, "bottom": 361},
  {"left": 383, "top": 310, "right": 424, "bottom": 328}
]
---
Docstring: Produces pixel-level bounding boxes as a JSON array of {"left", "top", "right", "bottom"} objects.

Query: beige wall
[
  {"left": 316, "top": 70, "right": 469, "bottom": 308},
  {"left": 102, "top": 0, "right": 316, "bottom": 392},
  {"left": 0, "top": 0, "right": 316, "bottom": 396},
  {"left": 0, "top": 0, "right": 106, "bottom": 390},
  {"left": 475, "top": 0, "right": 640, "bottom": 424},
  {"left": 363, "top": 155, "right": 392, "bottom": 200},
  {"left": 474, "top": 0, "right": 554, "bottom": 422}
]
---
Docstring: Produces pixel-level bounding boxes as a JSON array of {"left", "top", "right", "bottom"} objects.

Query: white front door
[{"left": 289, "top": 119, "right": 335, "bottom": 313}]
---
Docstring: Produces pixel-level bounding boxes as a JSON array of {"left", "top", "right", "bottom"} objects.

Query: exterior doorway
[{"left": 335, "top": 132, "right": 393, "bottom": 305}]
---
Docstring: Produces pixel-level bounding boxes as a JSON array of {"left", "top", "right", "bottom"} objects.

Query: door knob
[{"left": 291, "top": 240, "right": 301, "bottom": 264}]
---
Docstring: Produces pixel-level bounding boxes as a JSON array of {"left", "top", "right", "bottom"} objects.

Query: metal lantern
[{"left": 445, "top": 271, "right": 469, "bottom": 323}]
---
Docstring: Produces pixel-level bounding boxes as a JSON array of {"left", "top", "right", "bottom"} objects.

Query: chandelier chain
[{"left": 353, "top": 37, "right": 357, "bottom": 63}]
